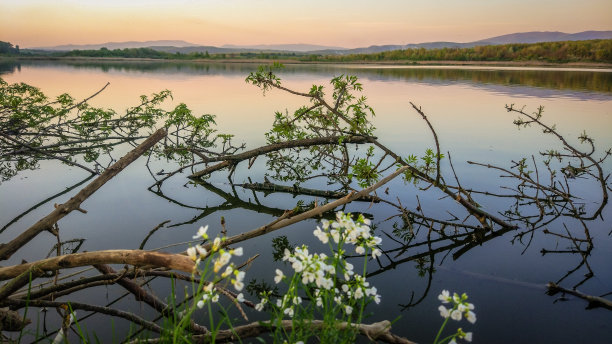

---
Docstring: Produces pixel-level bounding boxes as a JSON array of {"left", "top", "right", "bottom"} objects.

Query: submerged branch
[{"left": 546, "top": 282, "right": 612, "bottom": 310}]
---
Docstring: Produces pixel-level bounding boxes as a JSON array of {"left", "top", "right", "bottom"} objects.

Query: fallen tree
[{"left": 0, "top": 65, "right": 610, "bottom": 343}]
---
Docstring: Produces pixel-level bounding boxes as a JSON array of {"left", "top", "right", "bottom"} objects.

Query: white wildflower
[
  {"left": 450, "top": 309, "right": 462, "bottom": 321},
  {"left": 221, "top": 265, "right": 234, "bottom": 278},
  {"left": 365, "top": 286, "right": 377, "bottom": 296},
  {"left": 193, "top": 225, "right": 209, "bottom": 240},
  {"left": 438, "top": 290, "right": 451, "bottom": 304},
  {"left": 195, "top": 245, "right": 207, "bottom": 256},
  {"left": 282, "top": 248, "right": 291, "bottom": 261},
  {"left": 212, "top": 237, "right": 222, "bottom": 251},
  {"left": 466, "top": 311, "right": 477, "bottom": 324},
  {"left": 313, "top": 227, "right": 328, "bottom": 243},
  {"left": 187, "top": 247, "right": 197, "bottom": 261},
  {"left": 292, "top": 260, "right": 304, "bottom": 272},
  {"left": 232, "top": 270, "right": 245, "bottom": 291},
  {"left": 373, "top": 293, "right": 381, "bottom": 304},
  {"left": 371, "top": 248, "right": 382, "bottom": 259},
  {"left": 283, "top": 307, "right": 294, "bottom": 317},
  {"left": 274, "top": 269, "right": 284, "bottom": 284},
  {"left": 439, "top": 305, "right": 450, "bottom": 318}
]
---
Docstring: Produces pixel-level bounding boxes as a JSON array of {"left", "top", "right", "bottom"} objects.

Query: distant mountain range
[
  {"left": 221, "top": 44, "right": 346, "bottom": 52},
  {"left": 32, "top": 40, "right": 199, "bottom": 51},
  {"left": 30, "top": 30, "right": 612, "bottom": 55}
]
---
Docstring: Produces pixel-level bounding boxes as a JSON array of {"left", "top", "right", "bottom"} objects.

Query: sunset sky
[{"left": 2, "top": 0, "right": 611, "bottom": 48}]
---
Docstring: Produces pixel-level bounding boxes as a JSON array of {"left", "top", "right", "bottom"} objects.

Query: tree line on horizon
[
  {"left": 0, "top": 41, "right": 20, "bottom": 55},
  {"left": 2, "top": 39, "right": 611, "bottom": 64},
  {"left": 307, "top": 39, "right": 612, "bottom": 64}
]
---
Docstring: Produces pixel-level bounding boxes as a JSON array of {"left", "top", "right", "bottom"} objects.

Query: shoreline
[{"left": 3, "top": 56, "right": 612, "bottom": 70}]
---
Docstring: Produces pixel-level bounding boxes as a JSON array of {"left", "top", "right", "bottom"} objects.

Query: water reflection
[
  {"left": 1, "top": 59, "right": 611, "bottom": 100},
  {"left": 0, "top": 60, "right": 610, "bottom": 343}
]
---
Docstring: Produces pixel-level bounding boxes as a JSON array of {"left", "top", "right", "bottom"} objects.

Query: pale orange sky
[{"left": 1, "top": 0, "right": 611, "bottom": 48}]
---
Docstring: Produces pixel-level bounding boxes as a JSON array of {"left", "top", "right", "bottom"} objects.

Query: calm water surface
[{"left": 1, "top": 60, "right": 611, "bottom": 343}]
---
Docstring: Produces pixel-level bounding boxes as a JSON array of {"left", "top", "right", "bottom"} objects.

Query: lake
[{"left": 1, "top": 60, "right": 611, "bottom": 343}]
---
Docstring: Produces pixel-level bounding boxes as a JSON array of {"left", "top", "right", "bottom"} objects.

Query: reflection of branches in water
[
  {"left": 152, "top": 180, "right": 287, "bottom": 228},
  {"left": 547, "top": 282, "right": 612, "bottom": 311},
  {"left": 182, "top": 66, "right": 610, "bottom": 311},
  {"left": 3, "top": 69, "right": 611, "bottom": 342},
  {"left": 363, "top": 104, "right": 609, "bottom": 310},
  {"left": 237, "top": 180, "right": 381, "bottom": 203},
  {"left": 147, "top": 179, "right": 356, "bottom": 234},
  {"left": 0, "top": 174, "right": 94, "bottom": 234}
]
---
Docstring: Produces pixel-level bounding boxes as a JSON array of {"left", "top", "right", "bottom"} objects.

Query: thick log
[
  {"left": 0, "top": 250, "right": 195, "bottom": 281},
  {"left": 0, "top": 128, "right": 167, "bottom": 261},
  {"left": 189, "top": 135, "right": 371, "bottom": 179}
]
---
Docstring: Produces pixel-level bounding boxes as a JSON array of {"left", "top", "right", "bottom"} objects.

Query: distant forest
[
  {"left": 310, "top": 39, "right": 612, "bottom": 63},
  {"left": 2, "top": 39, "right": 611, "bottom": 64},
  {"left": 0, "top": 41, "right": 20, "bottom": 55}
]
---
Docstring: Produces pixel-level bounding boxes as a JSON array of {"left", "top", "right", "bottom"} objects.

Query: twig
[
  {"left": 3, "top": 298, "right": 162, "bottom": 333},
  {"left": 546, "top": 282, "right": 612, "bottom": 310}
]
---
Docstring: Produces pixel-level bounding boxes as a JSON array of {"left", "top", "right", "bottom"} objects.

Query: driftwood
[
  {"left": 0, "top": 128, "right": 167, "bottom": 261},
  {"left": 130, "top": 319, "right": 416, "bottom": 344},
  {"left": 188, "top": 135, "right": 371, "bottom": 179},
  {"left": 238, "top": 181, "right": 381, "bottom": 203},
  {"left": 0, "top": 250, "right": 195, "bottom": 281}
]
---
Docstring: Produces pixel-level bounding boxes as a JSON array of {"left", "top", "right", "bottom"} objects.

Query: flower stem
[{"left": 434, "top": 316, "right": 450, "bottom": 344}]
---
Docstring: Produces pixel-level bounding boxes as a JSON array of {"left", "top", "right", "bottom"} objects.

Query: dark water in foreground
[{"left": 1, "top": 60, "right": 611, "bottom": 343}]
